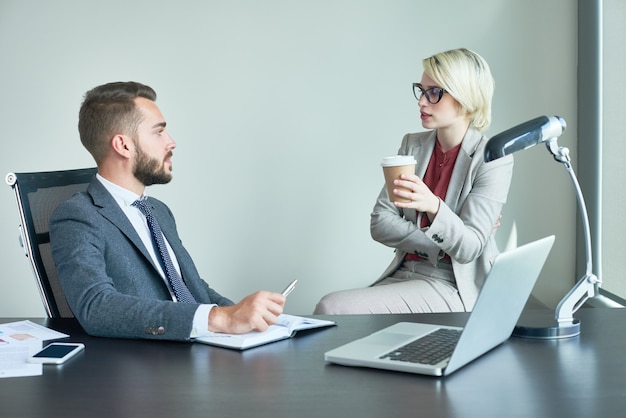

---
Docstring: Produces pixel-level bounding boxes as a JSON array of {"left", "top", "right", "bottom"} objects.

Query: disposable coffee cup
[{"left": 381, "top": 155, "right": 417, "bottom": 203}]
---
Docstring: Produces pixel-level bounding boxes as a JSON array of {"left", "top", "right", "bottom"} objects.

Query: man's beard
[{"left": 133, "top": 144, "right": 173, "bottom": 186}]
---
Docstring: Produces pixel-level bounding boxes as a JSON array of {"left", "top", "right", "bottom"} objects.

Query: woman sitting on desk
[{"left": 314, "top": 48, "right": 514, "bottom": 314}]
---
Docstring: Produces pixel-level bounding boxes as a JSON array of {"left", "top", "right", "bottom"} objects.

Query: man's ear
[{"left": 111, "top": 134, "right": 133, "bottom": 159}]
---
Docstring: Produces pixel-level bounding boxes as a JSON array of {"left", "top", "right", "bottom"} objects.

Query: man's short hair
[{"left": 78, "top": 81, "right": 157, "bottom": 163}]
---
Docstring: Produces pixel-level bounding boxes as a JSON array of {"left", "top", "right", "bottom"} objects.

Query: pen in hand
[{"left": 281, "top": 279, "right": 297, "bottom": 297}]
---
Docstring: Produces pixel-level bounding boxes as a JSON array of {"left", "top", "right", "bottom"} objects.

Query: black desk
[{"left": 2, "top": 309, "right": 626, "bottom": 418}]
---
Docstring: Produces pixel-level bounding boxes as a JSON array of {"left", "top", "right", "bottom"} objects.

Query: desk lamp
[{"left": 484, "top": 115, "right": 601, "bottom": 339}]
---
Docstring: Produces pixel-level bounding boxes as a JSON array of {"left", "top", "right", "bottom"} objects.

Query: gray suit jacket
[
  {"left": 370, "top": 128, "right": 514, "bottom": 310},
  {"left": 49, "top": 178, "right": 233, "bottom": 341}
]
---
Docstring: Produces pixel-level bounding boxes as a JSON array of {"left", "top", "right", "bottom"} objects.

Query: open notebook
[
  {"left": 324, "top": 236, "right": 554, "bottom": 376},
  {"left": 195, "top": 314, "right": 335, "bottom": 350}
]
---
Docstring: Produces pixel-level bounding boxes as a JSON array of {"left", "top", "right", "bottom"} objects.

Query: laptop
[{"left": 324, "top": 235, "right": 555, "bottom": 376}]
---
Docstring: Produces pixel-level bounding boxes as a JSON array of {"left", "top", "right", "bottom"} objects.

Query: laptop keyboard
[{"left": 379, "top": 328, "right": 462, "bottom": 365}]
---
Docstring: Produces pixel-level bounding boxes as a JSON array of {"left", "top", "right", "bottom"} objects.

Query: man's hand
[{"left": 207, "top": 291, "right": 286, "bottom": 334}]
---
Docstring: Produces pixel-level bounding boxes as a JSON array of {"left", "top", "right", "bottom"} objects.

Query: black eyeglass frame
[{"left": 412, "top": 83, "right": 446, "bottom": 104}]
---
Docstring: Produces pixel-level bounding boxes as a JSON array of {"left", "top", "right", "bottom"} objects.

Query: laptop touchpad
[{"left": 365, "top": 332, "right": 414, "bottom": 346}]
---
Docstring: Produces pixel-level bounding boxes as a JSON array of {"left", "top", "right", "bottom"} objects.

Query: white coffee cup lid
[{"left": 381, "top": 155, "right": 417, "bottom": 167}]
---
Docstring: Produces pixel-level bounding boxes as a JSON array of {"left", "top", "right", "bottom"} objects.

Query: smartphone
[{"left": 27, "top": 342, "right": 85, "bottom": 364}]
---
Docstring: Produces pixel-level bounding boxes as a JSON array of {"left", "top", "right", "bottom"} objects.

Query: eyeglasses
[{"left": 412, "top": 83, "right": 446, "bottom": 104}]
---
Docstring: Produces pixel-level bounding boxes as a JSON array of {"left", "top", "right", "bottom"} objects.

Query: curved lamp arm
[{"left": 546, "top": 140, "right": 601, "bottom": 326}]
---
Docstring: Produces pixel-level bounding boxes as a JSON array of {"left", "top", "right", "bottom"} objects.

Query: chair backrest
[{"left": 5, "top": 168, "right": 97, "bottom": 318}]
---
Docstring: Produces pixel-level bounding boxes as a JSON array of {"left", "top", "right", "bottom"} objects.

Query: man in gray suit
[{"left": 50, "top": 81, "right": 285, "bottom": 341}]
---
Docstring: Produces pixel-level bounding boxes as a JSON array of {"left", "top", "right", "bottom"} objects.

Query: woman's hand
[{"left": 391, "top": 173, "right": 441, "bottom": 222}]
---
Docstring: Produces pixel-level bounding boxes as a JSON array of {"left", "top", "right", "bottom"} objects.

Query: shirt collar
[{"left": 96, "top": 173, "right": 144, "bottom": 207}]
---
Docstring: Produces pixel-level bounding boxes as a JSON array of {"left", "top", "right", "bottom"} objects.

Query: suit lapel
[
  {"left": 87, "top": 179, "right": 157, "bottom": 269},
  {"left": 411, "top": 130, "right": 437, "bottom": 178},
  {"left": 402, "top": 131, "right": 436, "bottom": 225},
  {"left": 444, "top": 128, "right": 483, "bottom": 211}
]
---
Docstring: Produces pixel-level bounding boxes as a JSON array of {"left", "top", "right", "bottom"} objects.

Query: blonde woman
[{"left": 315, "top": 48, "right": 514, "bottom": 314}]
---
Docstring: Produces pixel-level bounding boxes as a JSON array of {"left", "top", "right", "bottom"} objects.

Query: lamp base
[{"left": 513, "top": 319, "right": 580, "bottom": 339}]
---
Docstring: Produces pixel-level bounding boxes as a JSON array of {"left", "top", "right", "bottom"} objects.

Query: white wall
[{"left": 0, "top": 0, "right": 578, "bottom": 317}]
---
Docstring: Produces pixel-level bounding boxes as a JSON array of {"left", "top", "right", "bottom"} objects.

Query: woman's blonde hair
[{"left": 422, "top": 48, "right": 494, "bottom": 132}]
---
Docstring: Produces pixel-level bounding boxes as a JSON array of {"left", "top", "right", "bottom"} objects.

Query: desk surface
[{"left": 1, "top": 309, "right": 625, "bottom": 418}]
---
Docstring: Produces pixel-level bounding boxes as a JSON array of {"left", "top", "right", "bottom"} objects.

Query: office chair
[{"left": 5, "top": 167, "right": 97, "bottom": 318}]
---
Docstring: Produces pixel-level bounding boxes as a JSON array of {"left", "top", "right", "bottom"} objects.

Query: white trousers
[{"left": 313, "top": 260, "right": 465, "bottom": 314}]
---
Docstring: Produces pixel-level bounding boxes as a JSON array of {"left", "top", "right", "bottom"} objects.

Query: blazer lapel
[
  {"left": 410, "top": 130, "right": 437, "bottom": 178},
  {"left": 87, "top": 179, "right": 157, "bottom": 269},
  {"left": 403, "top": 130, "right": 436, "bottom": 225},
  {"left": 445, "top": 128, "right": 483, "bottom": 211}
]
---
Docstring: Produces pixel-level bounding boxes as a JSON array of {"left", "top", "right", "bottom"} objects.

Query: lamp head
[{"left": 484, "top": 116, "right": 566, "bottom": 162}]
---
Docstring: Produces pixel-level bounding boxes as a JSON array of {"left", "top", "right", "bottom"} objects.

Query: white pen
[{"left": 281, "top": 279, "right": 298, "bottom": 297}]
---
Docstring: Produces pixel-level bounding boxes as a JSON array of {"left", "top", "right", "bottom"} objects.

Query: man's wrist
[
  {"left": 207, "top": 305, "right": 227, "bottom": 333},
  {"left": 190, "top": 304, "right": 215, "bottom": 338}
]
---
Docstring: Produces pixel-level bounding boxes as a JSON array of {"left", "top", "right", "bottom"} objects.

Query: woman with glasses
[{"left": 314, "top": 48, "right": 514, "bottom": 314}]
